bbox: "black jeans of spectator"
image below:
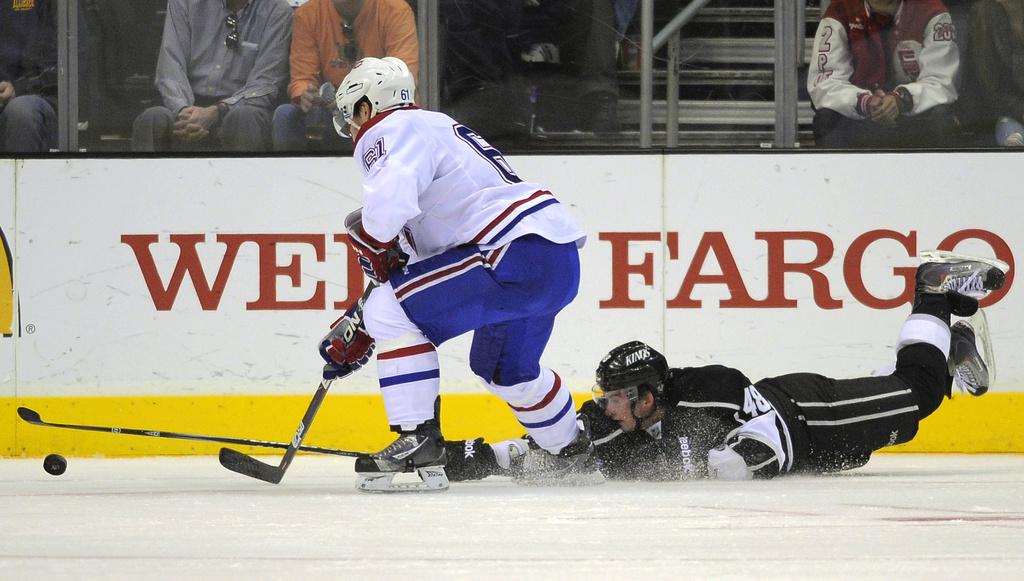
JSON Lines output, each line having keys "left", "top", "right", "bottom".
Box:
{"left": 812, "top": 105, "right": 958, "bottom": 149}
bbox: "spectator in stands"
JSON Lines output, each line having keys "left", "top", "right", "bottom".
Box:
{"left": 613, "top": 0, "right": 638, "bottom": 37}
{"left": 439, "top": 0, "right": 619, "bottom": 139}
{"left": 0, "top": 0, "right": 57, "bottom": 153}
{"left": 131, "top": 0, "right": 292, "bottom": 152}
{"left": 808, "top": 0, "right": 960, "bottom": 148}
{"left": 273, "top": 0, "right": 418, "bottom": 152}
{"left": 519, "top": 0, "right": 620, "bottom": 133}
{"left": 966, "top": 0, "right": 1024, "bottom": 147}
{"left": 438, "top": 0, "right": 523, "bottom": 139}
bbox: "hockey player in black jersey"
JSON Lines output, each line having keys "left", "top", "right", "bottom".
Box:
{"left": 443, "top": 251, "right": 1008, "bottom": 482}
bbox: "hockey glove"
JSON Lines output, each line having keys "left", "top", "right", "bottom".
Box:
{"left": 708, "top": 433, "right": 783, "bottom": 480}
{"left": 318, "top": 307, "right": 375, "bottom": 380}
{"left": 444, "top": 438, "right": 529, "bottom": 481}
{"left": 707, "top": 444, "right": 753, "bottom": 481}
{"left": 345, "top": 209, "right": 407, "bottom": 284}
{"left": 444, "top": 438, "right": 500, "bottom": 482}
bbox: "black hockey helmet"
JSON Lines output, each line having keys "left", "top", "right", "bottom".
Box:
{"left": 592, "top": 341, "right": 668, "bottom": 408}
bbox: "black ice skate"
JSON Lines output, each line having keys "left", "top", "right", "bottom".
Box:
{"left": 355, "top": 421, "right": 449, "bottom": 493}
{"left": 948, "top": 321, "right": 991, "bottom": 396}
{"left": 916, "top": 251, "right": 1009, "bottom": 316}
{"left": 513, "top": 423, "right": 605, "bottom": 487}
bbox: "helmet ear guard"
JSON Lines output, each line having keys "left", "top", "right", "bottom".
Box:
{"left": 332, "top": 96, "right": 369, "bottom": 138}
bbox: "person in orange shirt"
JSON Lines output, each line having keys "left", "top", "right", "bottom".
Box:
{"left": 272, "top": 0, "right": 418, "bottom": 151}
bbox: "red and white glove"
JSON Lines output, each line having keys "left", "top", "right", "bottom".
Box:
{"left": 318, "top": 303, "right": 375, "bottom": 380}
{"left": 345, "top": 209, "right": 407, "bottom": 284}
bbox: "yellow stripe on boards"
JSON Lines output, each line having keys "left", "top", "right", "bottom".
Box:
{"left": 883, "top": 392, "right": 1024, "bottom": 453}
{"left": 3, "top": 392, "right": 1022, "bottom": 457}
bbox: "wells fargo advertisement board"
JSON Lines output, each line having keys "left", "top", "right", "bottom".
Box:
{"left": 2, "top": 154, "right": 1019, "bottom": 455}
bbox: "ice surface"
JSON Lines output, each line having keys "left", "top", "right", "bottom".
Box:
{"left": 2, "top": 454, "right": 1023, "bottom": 580}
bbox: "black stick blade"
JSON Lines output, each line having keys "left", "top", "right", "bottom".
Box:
{"left": 17, "top": 407, "right": 42, "bottom": 424}
{"left": 219, "top": 447, "right": 285, "bottom": 484}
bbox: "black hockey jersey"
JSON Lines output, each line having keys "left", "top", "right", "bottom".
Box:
{"left": 446, "top": 357, "right": 929, "bottom": 482}
{"left": 583, "top": 364, "right": 796, "bottom": 480}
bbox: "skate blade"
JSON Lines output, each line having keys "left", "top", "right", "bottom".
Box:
{"left": 918, "top": 250, "right": 1010, "bottom": 273}
{"left": 356, "top": 467, "right": 450, "bottom": 493}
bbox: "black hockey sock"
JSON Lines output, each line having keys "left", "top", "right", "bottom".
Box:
{"left": 911, "top": 292, "right": 951, "bottom": 326}
{"left": 895, "top": 343, "right": 950, "bottom": 417}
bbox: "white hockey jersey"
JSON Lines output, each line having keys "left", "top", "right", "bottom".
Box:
{"left": 352, "top": 107, "right": 586, "bottom": 263}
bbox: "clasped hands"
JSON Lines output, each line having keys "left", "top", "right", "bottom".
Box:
{"left": 866, "top": 89, "right": 901, "bottom": 125}
{"left": 173, "top": 105, "right": 220, "bottom": 143}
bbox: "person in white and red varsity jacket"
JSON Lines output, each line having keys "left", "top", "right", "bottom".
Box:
{"left": 807, "top": 0, "right": 960, "bottom": 148}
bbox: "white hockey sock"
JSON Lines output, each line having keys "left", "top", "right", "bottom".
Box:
{"left": 897, "top": 313, "right": 951, "bottom": 359}
{"left": 485, "top": 368, "right": 579, "bottom": 454}
{"left": 377, "top": 333, "right": 440, "bottom": 426}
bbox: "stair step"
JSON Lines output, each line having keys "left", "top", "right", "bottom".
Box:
{"left": 692, "top": 6, "right": 821, "bottom": 24}
{"left": 529, "top": 129, "right": 815, "bottom": 148}
{"left": 619, "top": 69, "right": 774, "bottom": 86}
{"left": 679, "top": 37, "right": 815, "bottom": 64}
{"left": 618, "top": 99, "right": 814, "bottom": 126}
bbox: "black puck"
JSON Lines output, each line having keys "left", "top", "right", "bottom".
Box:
{"left": 43, "top": 453, "right": 67, "bottom": 476}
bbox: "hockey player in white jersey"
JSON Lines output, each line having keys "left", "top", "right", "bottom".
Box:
{"left": 319, "top": 56, "right": 596, "bottom": 492}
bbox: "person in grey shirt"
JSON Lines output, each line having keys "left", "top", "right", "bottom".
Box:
{"left": 132, "top": 0, "right": 292, "bottom": 152}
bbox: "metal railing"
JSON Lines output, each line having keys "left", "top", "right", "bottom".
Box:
{"left": 417, "top": 0, "right": 441, "bottom": 112}
{"left": 57, "top": 0, "right": 81, "bottom": 152}
{"left": 638, "top": 0, "right": 804, "bottom": 149}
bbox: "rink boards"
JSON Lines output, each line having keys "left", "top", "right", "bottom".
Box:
{"left": 1, "top": 154, "right": 1021, "bottom": 456}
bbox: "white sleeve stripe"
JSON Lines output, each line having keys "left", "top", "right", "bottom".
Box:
{"left": 676, "top": 401, "right": 741, "bottom": 411}
{"left": 746, "top": 455, "right": 778, "bottom": 472}
{"left": 728, "top": 411, "right": 789, "bottom": 472}
{"left": 804, "top": 405, "right": 920, "bottom": 426}
{"left": 735, "top": 432, "right": 783, "bottom": 472}
{"left": 776, "top": 414, "right": 794, "bottom": 472}
{"left": 592, "top": 429, "right": 623, "bottom": 446}
{"left": 796, "top": 389, "right": 912, "bottom": 408}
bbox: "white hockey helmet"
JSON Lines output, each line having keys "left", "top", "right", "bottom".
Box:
{"left": 333, "top": 56, "right": 416, "bottom": 137}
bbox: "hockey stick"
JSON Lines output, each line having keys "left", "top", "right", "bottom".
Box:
{"left": 219, "top": 281, "right": 378, "bottom": 484}
{"left": 16, "top": 406, "right": 363, "bottom": 457}
{"left": 218, "top": 379, "right": 335, "bottom": 483}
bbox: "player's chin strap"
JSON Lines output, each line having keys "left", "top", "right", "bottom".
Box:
{"left": 629, "top": 385, "right": 661, "bottom": 430}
